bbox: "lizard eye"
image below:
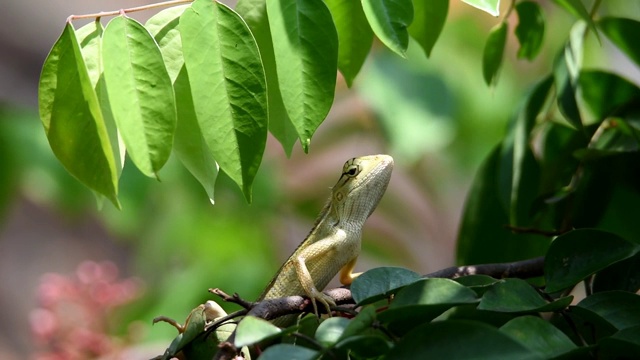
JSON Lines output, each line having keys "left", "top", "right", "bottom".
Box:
{"left": 344, "top": 164, "right": 360, "bottom": 177}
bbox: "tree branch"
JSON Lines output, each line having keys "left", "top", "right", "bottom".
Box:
{"left": 66, "top": 0, "right": 192, "bottom": 22}
{"left": 210, "top": 256, "right": 546, "bottom": 360}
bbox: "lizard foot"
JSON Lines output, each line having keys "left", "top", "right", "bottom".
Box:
{"left": 308, "top": 288, "right": 336, "bottom": 319}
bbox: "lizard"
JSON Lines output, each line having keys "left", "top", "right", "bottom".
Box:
{"left": 257, "top": 154, "right": 394, "bottom": 326}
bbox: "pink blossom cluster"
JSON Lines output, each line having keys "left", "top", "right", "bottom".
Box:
{"left": 30, "top": 261, "right": 143, "bottom": 360}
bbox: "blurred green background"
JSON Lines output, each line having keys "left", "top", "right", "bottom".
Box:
{"left": 1, "top": 0, "right": 638, "bottom": 358}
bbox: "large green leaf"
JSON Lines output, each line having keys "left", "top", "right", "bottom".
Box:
{"left": 75, "top": 21, "right": 124, "bottom": 177}
{"left": 500, "top": 316, "right": 577, "bottom": 359}
{"left": 180, "top": 0, "right": 268, "bottom": 201}
{"left": 580, "top": 70, "right": 640, "bottom": 121}
{"left": 514, "top": 1, "right": 545, "bottom": 60}
{"left": 598, "top": 325, "right": 640, "bottom": 359}
{"left": 482, "top": 21, "right": 508, "bottom": 86}
{"left": 236, "top": 0, "right": 298, "bottom": 155}
{"left": 266, "top": 0, "right": 338, "bottom": 151}
{"left": 576, "top": 291, "right": 640, "bottom": 331}
{"left": 362, "top": 0, "right": 414, "bottom": 58}
{"left": 38, "top": 23, "right": 119, "bottom": 207}
{"left": 351, "top": 267, "right": 421, "bottom": 306}
{"left": 593, "top": 252, "right": 640, "bottom": 294}
{"left": 102, "top": 15, "right": 176, "bottom": 179}
{"left": 457, "top": 145, "right": 549, "bottom": 264}
{"left": 545, "top": 229, "right": 640, "bottom": 293}
{"left": 408, "top": 0, "right": 448, "bottom": 58}
{"left": 386, "top": 320, "right": 541, "bottom": 359}
{"left": 146, "top": 6, "right": 219, "bottom": 202}
{"left": 478, "top": 278, "right": 572, "bottom": 313}
{"left": 599, "top": 17, "right": 640, "bottom": 69}
{"left": 234, "top": 316, "right": 282, "bottom": 347}
{"left": 325, "top": 0, "right": 373, "bottom": 86}
{"left": 258, "top": 343, "right": 318, "bottom": 360}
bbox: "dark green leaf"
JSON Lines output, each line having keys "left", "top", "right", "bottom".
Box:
{"left": 500, "top": 316, "right": 577, "bottom": 359}
{"left": 580, "top": 70, "right": 640, "bottom": 121}
{"left": 599, "top": 17, "right": 640, "bottom": 69}
{"left": 545, "top": 229, "right": 640, "bottom": 293}
{"left": 266, "top": 0, "right": 338, "bottom": 152}
{"left": 598, "top": 325, "right": 640, "bottom": 359}
{"left": 515, "top": 1, "right": 545, "bottom": 60}
{"left": 351, "top": 267, "right": 421, "bottom": 306}
{"left": 38, "top": 24, "right": 119, "bottom": 207}
{"left": 234, "top": 316, "right": 282, "bottom": 347}
{"left": 461, "top": 0, "right": 500, "bottom": 16}
{"left": 180, "top": 0, "right": 268, "bottom": 201}
{"left": 259, "top": 343, "right": 318, "bottom": 360}
{"left": 593, "top": 252, "right": 640, "bottom": 293}
{"left": 315, "top": 317, "right": 349, "bottom": 346}
{"left": 479, "top": 278, "right": 572, "bottom": 313}
{"left": 554, "top": 51, "right": 582, "bottom": 129}
{"left": 335, "top": 335, "right": 391, "bottom": 358}
{"left": 408, "top": 0, "right": 448, "bottom": 58}
{"left": 339, "top": 305, "right": 376, "bottom": 340}
{"left": 325, "top": 0, "right": 373, "bottom": 87}
{"left": 102, "top": 15, "right": 176, "bottom": 179}
{"left": 577, "top": 291, "right": 640, "bottom": 331}
{"left": 454, "top": 275, "right": 500, "bottom": 296}
{"left": 386, "top": 320, "right": 541, "bottom": 359}
{"left": 362, "top": 0, "right": 414, "bottom": 58}
{"left": 457, "top": 145, "right": 549, "bottom": 264}
{"left": 552, "top": 0, "right": 599, "bottom": 40}
{"left": 378, "top": 278, "right": 478, "bottom": 333}
{"left": 482, "top": 21, "right": 508, "bottom": 86}
{"left": 236, "top": 0, "right": 298, "bottom": 155}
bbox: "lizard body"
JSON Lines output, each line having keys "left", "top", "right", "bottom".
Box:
{"left": 258, "top": 155, "right": 393, "bottom": 326}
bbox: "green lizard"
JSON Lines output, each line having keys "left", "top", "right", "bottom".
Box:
{"left": 258, "top": 154, "right": 394, "bottom": 326}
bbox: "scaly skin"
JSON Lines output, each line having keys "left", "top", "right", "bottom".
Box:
{"left": 258, "top": 155, "right": 394, "bottom": 326}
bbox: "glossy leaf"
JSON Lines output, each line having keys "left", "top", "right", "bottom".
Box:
{"left": 408, "top": 0, "right": 448, "bottom": 58}
{"left": 324, "top": 0, "right": 373, "bottom": 87}
{"left": 235, "top": 316, "right": 282, "bottom": 347}
{"left": 479, "top": 278, "right": 572, "bottom": 313}
{"left": 315, "top": 317, "right": 349, "bottom": 346}
{"left": 38, "top": 23, "right": 119, "bottom": 207}
{"left": 580, "top": 70, "right": 640, "bottom": 121}
{"left": 75, "top": 21, "right": 124, "bottom": 177}
{"left": 102, "top": 15, "right": 176, "bottom": 179}
{"left": 351, "top": 267, "right": 421, "bottom": 306}
{"left": 554, "top": 46, "right": 582, "bottom": 129}
{"left": 172, "top": 67, "right": 219, "bottom": 202}
{"left": 267, "top": 0, "right": 338, "bottom": 151}
{"left": 236, "top": 0, "right": 298, "bottom": 155}
{"left": 576, "top": 291, "right": 640, "bottom": 330}
{"left": 599, "top": 17, "right": 640, "bottom": 69}
{"left": 457, "top": 145, "right": 549, "bottom": 264}
{"left": 545, "top": 229, "right": 640, "bottom": 293}
{"left": 387, "top": 320, "right": 541, "bottom": 359}
{"left": 515, "top": 1, "right": 545, "bottom": 60}
{"left": 378, "top": 278, "right": 478, "bottom": 331}
{"left": 500, "top": 316, "right": 577, "bottom": 359}
{"left": 598, "top": 325, "right": 640, "bottom": 359}
{"left": 362, "top": 0, "right": 414, "bottom": 58}
{"left": 258, "top": 343, "right": 318, "bottom": 360}
{"left": 454, "top": 275, "right": 500, "bottom": 296}
{"left": 482, "top": 21, "right": 507, "bottom": 86}
{"left": 593, "top": 252, "right": 640, "bottom": 293}
{"left": 461, "top": 0, "right": 500, "bottom": 17}
{"left": 180, "top": 0, "right": 268, "bottom": 201}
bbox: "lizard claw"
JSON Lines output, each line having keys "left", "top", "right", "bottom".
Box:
{"left": 308, "top": 289, "right": 336, "bottom": 318}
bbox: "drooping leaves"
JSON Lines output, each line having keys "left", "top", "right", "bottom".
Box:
{"left": 180, "top": 0, "right": 268, "bottom": 201}
{"left": 461, "top": 0, "right": 500, "bottom": 17}
{"left": 408, "top": 0, "right": 448, "bottom": 58}
{"left": 102, "top": 15, "right": 176, "bottom": 179}
{"left": 362, "top": 0, "right": 414, "bottom": 58}
{"left": 599, "top": 17, "right": 640, "bottom": 69}
{"left": 515, "top": 1, "right": 545, "bottom": 60}
{"left": 39, "top": 23, "right": 120, "bottom": 207}
{"left": 266, "top": 0, "right": 338, "bottom": 152}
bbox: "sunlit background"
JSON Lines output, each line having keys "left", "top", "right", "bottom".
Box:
{"left": 1, "top": 0, "right": 638, "bottom": 358}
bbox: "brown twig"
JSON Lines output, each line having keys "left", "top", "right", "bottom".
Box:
{"left": 66, "top": 0, "right": 192, "bottom": 22}
{"left": 425, "top": 256, "right": 545, "bottom": 279}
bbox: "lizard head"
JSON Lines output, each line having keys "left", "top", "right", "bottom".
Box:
{"left": 331, "top": 154, "right": 394, "bottom": 226}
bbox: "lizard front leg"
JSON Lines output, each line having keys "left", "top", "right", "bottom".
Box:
{"left": 293, "top": 254, "right": 337, "bottom": 318}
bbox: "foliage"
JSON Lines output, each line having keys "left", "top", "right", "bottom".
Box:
{"left": 35, "top": 0, "right": 640, "bottom": 359}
